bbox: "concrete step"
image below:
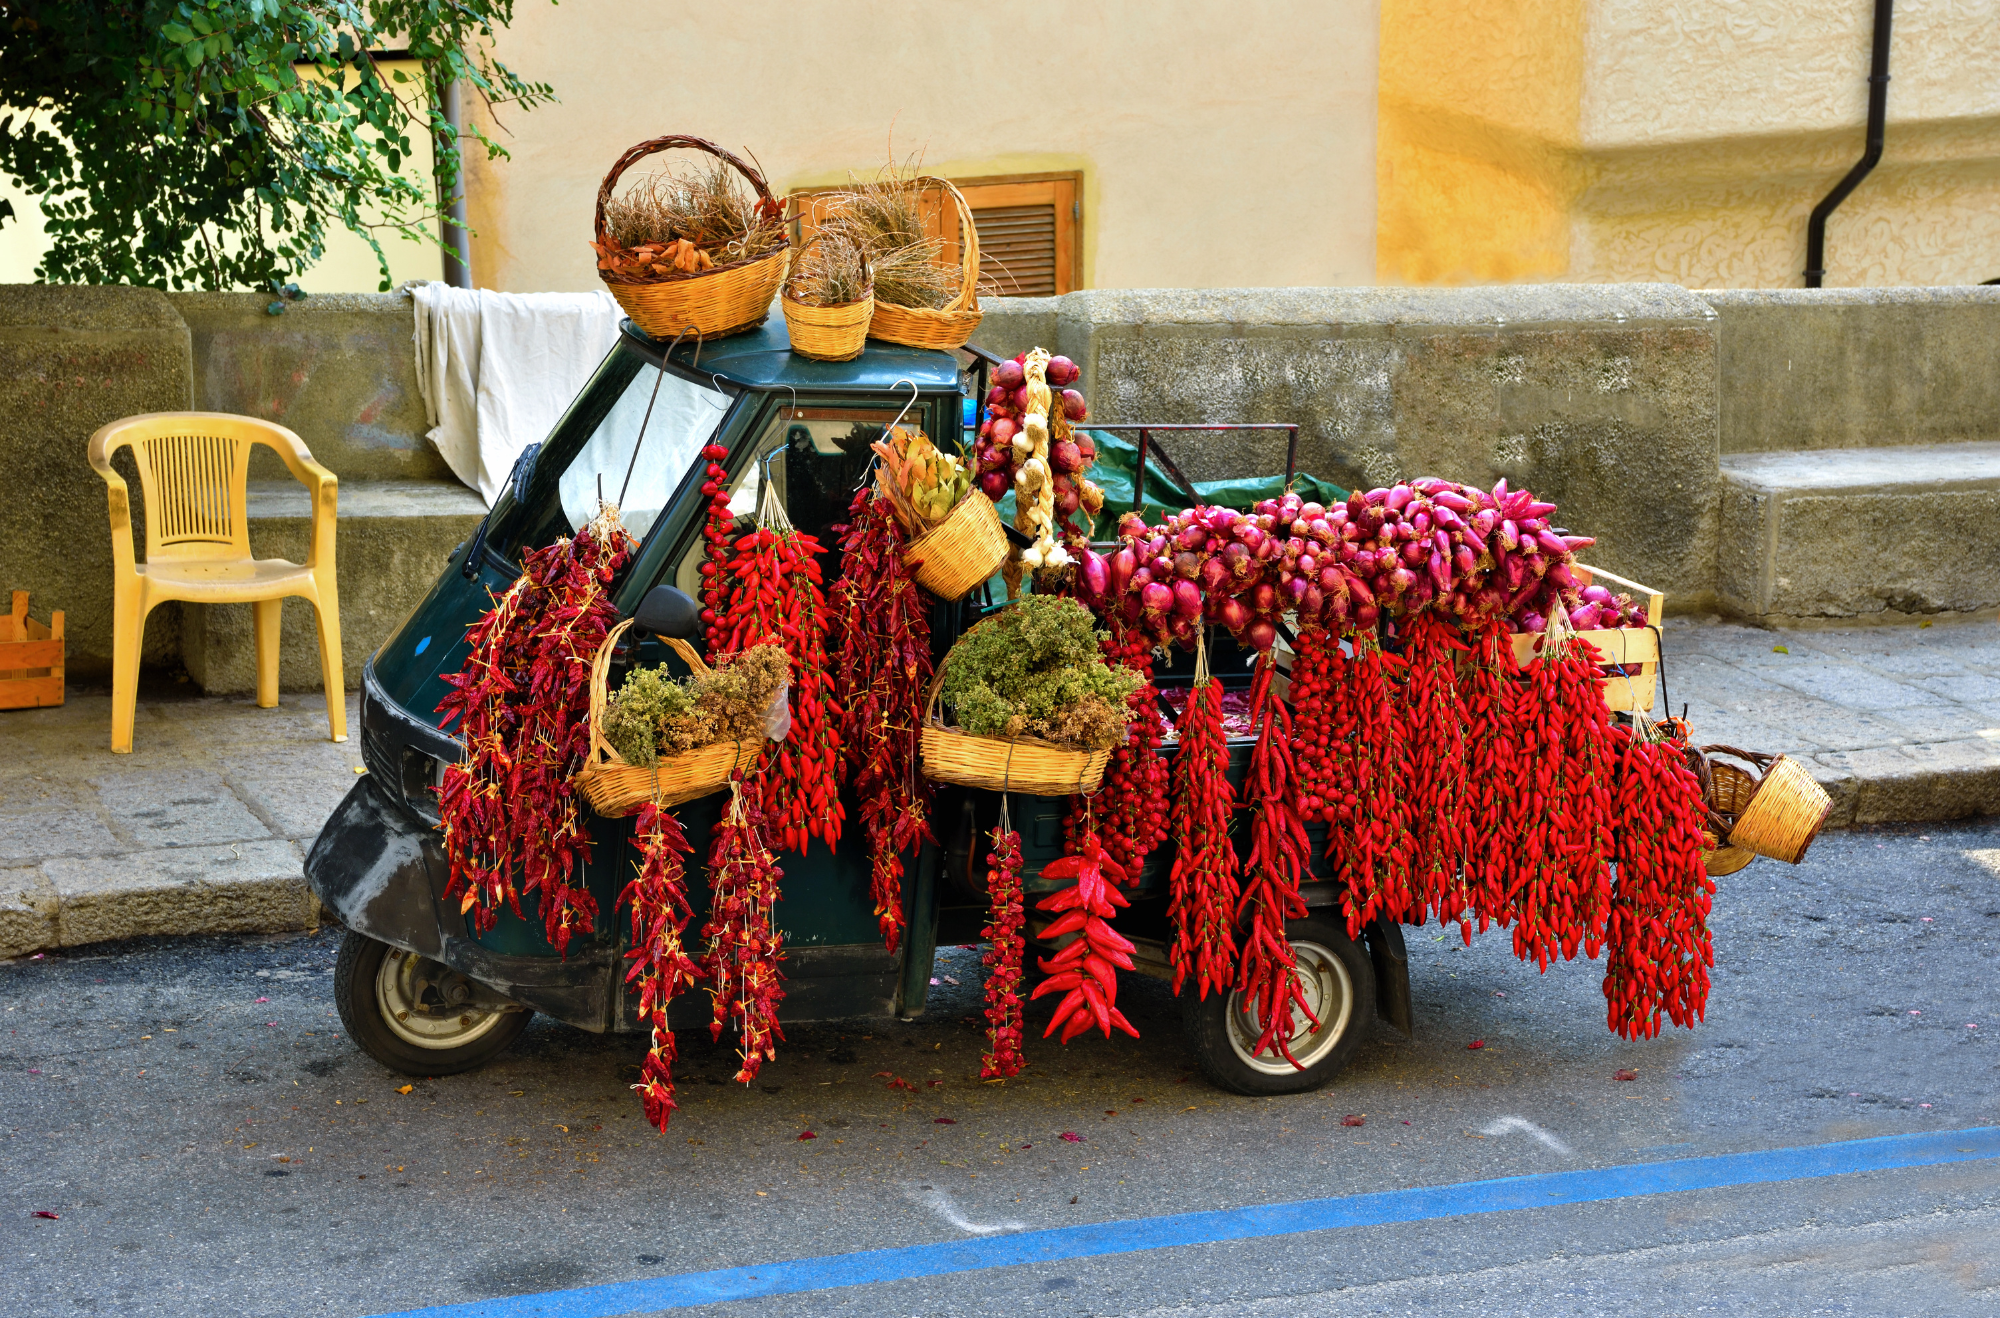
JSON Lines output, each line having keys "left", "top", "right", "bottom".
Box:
{"left": 180, "top": 479, "right": 486, "bottom": 695}
{"left": 1717, "top": 441, "right": 2000, "bottom": 622}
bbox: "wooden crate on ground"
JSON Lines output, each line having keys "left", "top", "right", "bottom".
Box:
{"left": 1510, "top": 563, "right": 1664, "bottom": 713}
{"left": 0, "top": 591, "right": 64, "bottom": 709}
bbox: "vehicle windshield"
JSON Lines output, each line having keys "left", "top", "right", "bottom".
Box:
{"left": 485, "top": 343, "right": 731, "bottom": 563}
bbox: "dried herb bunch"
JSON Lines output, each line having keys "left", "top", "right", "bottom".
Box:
{"left": 938, "top": 595, "right": 1143, "bottom": 750}
{"left": 600, "top": 156, "right": 786, "bottom": 275}
{"left": 785, "top": 230, "right": 870, "bottom": 308}
{"left": 820, "top": 160, "right": 957, "bottom": 311}
{"left": 602, "top": 643, "right": 790, "bottom": 767}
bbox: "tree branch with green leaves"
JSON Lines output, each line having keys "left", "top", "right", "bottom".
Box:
{"left": 0, "top": 0, "right": 554, "bottom": 291}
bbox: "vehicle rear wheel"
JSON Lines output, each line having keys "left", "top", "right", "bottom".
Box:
{"left": 333, "top": 930, "right": 530, "bottom": 1076}
{"left": 1181, "top": 916, "right": 1375, "bottom": 1096}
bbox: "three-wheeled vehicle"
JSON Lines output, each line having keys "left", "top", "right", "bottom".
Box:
{"left": 308, "top": 317, "right": 1412, "bottom": 1097}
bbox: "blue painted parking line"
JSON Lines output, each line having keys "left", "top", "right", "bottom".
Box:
{"left": 376, "top": 1125, "right": 2000, "bottom": 1318}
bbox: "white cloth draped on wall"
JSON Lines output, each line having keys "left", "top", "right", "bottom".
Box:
{"left": 410, "top": 283, "right": 625, "bottom": 505}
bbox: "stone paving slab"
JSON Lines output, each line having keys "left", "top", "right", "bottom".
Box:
{"left": 1656, "top": 615, "right": 2000, "bottom": 829}
{"left": 0, "top": 685, "right": 359, "bottom": 957}
{"left": 1, "top": 617, "right": 1997, "bottom": 959}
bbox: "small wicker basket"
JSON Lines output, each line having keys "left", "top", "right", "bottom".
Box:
{"left": 593, "top": 135, "right": 790, "bottom": 342}
{"left": 783, "top": 289, "right": 874, "bottom": 361}
{"left": 867, "top": 176, "right": 984, "bottom": 351}
{"left": 1707, "top": 746, "right": 1833, "bottom": 865}
{"left": 903, "top": 490, "right": 1008, "bottom": 601}
{"left": 918, "top": 661, "right": 1108, "bottom": 797}
{"left": 573, "top": 620, "right": 761, "bottom": 818}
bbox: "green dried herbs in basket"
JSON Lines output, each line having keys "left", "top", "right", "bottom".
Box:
{"left": 602, "top": 643, "right": 789, "bottom": 767}
{"left": 938, "top": 596, "right": 1142, "bottom": 751}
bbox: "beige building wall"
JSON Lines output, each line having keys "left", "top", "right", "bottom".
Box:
{"left": 460, "top": 0, "right": 1382, "bottom": 294}
{"left": 1379, "top": 0, "right": 2000, "bottom": 287}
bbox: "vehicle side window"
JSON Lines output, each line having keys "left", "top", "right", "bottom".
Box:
{"left": 669, "top": 399, "right": 943, "bottom": 602}
{"left": 486, "top": 345, "right": 731, "bottom": 563}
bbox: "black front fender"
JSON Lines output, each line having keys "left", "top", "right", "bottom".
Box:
{"left": 306, "top": 774, "right": 447, "bottom": 960}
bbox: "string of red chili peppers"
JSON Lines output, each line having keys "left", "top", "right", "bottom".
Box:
{"left": 1605, "top": 720, "right": 1714, "bottom": 1039}
{"left": 437, "top": 510, "right": 635, "bottom": 953}
{"left": 1165, "top": 634, "right": 1240, "bottom": 999}
{"left": 1235, "top": 649, "right": 1315, "bottom": 1064}
{"left": 1508, "top": 628, "right": 1618, "bottom": 970}
{"left": 1288, "top": 626, "right": 1341, "bottom": 829}
{"left": 1395, "top": 612, "right": 1472, "bottom": 935}
{"left": 828, "top": 485, "right": 934, "bottom": 951}
{"left": 701, "top": 780, "right": 786, "bottom": 1082}
{"left": 717, "top": 489, "right": 844, "bottom": 854}
{"left": 1324, "top": 630, "right": 1417, "bottom": 937}
{"left": 1031, "top": 832, "right": 1140, "bottom": 1042}
{"left": 979, "top": 804, "right": 1027, "bottom": 1078}
{"left": 1095, "top": 620, "right": 1170, "bottom": 886}
{"left": 1458, "top": 618, "right": 1526, "bottom": 936}
{"left": 619, "top": 801, "right": 700, "bottom": 1131}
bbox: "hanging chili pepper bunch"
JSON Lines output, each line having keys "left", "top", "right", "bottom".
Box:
{"left": 1096, "top": 619, "right": 1169, "bottom": 885}
{"left": 1605, "top": 720, "right": 1714, "bottom": 1039}
{"left": 828, "top": 485, "right": 934, "bottom": 950}
{"left": 980, "top": 811, "right": 1028, "bottom": 1079}
{"left": 1235, "top": 649, "right": 1315, "bottom": 1063}
{"left": 1507, "top": 625, "right": 1618, "bottom": 970}
{"left": 437, "top": 508, "right": 636, "bottom": 953}
{"left": 1166, "top": 635, "right": 1241, "bottom": 999}
{"left": 697, "top": 443, "right": 735, "bottom": 651}
{"left": 619, "top": 802, "right": 700, "bottom": 1131}
{"left": 710, "top": 476, "right": 843, "bottom": 853}
{"left": 1321, "top": 632, "right": 1417, "bottom": 937}
{"left": 1395, "top": 612, "right": 1472, "bottom": 934}
{"left": 1458, "top": 618, "right": 1527, "bottom": 935}
{"left": 701, "top": 781, "right": 786, "bottom": 1082}
{"left": 1031, "top": 835, "right": 1139, "bottom": 1042}
{"left": 1287, "top": 626, "right": 1340, "bottom": 827}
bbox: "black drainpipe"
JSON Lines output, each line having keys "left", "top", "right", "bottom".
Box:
{"left": 1805, "top": 0, "right": 1893, "bottom": 287}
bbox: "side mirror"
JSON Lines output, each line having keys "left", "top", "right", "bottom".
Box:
{"left": 634, "top": 584, "right": 703, "bottom": 640}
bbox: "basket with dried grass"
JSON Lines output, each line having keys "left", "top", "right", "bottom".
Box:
{"left": 592, "top": 136, "right": 790, "bottom": 341}
{"left": 781, "top": 231, "right": 874, "bottom": 362}
{"left": 820, "top": 166, "right": 982, "bottom": 351}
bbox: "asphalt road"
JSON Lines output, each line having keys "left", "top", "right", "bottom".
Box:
{"left": 4, "top": 820, "right": 1998, "bottom": 1317}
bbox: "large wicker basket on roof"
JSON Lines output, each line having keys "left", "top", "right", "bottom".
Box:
{"left": 866, "top": 176, "right": 984, "bottom": 351}
{"left": 592, "top": 135, "right": 790, "bottom": 342}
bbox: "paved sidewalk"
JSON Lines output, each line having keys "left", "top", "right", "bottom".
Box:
{"left": 0, "top": 683, "right": 359, "bottom": 958}
{"left": 1, "top": 615, "right": 1996, "bottom": 959}
{"left": 1656, "top": 615, "right": 2000, "bottom": 828}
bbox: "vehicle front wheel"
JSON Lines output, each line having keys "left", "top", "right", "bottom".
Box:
{"left": 333, "top": 930, "right": 531, "bottom": 1076}
{"left": 1181, "top": 916, "right": 1376, "bottom": 1096}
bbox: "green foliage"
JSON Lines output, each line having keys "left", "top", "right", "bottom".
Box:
{"left": 0, "top": 1, "right": 554, "bottom": 291}
{"left": 938, "top": 595, "right": 1142, "bottom": 750}
{"left": 603, "top": 643, "right": 790, "bottom": 767}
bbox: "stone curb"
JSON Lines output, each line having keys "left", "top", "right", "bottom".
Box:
{"left": 1805, "top": 738, "right": 2000, "bottom": 830}
{"left": 1, "top": 843, "right": 319, "bottom": 960}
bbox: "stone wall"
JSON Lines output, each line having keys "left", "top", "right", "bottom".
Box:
{"left": 1700, "top": 287, "right": 2000, "bottom": 453}
{"left": 0, "top": 284, "right": 467, "bottom": 685}
{"left": 975, "top": 285, "right": 1723, "bottom": 609}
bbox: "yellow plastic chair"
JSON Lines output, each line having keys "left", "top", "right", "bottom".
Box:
{"left": 88, "top": 412, "right": 346, "bottom": 753}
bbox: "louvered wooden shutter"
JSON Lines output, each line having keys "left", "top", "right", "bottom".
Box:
{"left": 973, "top": 203, "right": 1059, "bottom": 296}
{"left": 958, "top": 176, "right": 1081, "bottom": 296}
{"left": 789, "top": 173, "right": 1081, "bottom": 298}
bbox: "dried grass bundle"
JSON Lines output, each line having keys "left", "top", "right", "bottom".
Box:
{"left": 602, "top": 156, "right": 786, "bottom": 270}
{"left": 820, "top": 161, "right": 958, "bottom": 311}
{"left": 785, "top": 231, "right": 870, "bottom": 308}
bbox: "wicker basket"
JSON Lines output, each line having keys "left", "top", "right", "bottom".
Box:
{"left": 918, "top": 660, "right": 1108, "bottom": 797}
{"left": 903, "top": 491, "right": 1008, "bottom": 601}
{"left": 593, "top": 135, "right": 790, "bottom": 342}
{"left": 573, "top": 620, "right": 761, "bottom": 817}
{"left": 783, "top": 290, "right": 874, "bottom": 361}
{"left": 1708, "top": 746, "right": 1833, "bottom": 865}
{"left": 867, "top": 176, "right": 984, "bottom": 350}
